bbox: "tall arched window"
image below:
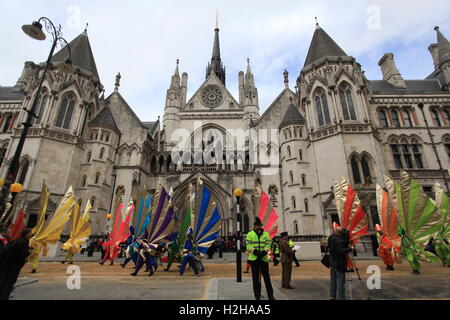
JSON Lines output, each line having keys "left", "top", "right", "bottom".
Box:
{"left": 82, "top": 175, "right": 87, "bottom": 187}
{"left": 17, "top": 159, "right": 30, "bottom": 185}
{"left": 95, "top": 172, "right": 101, "bottom": 184}
{"left": 287, "top": 146, "right": 291, "bottom": 158}
{"left": 99, "top": 148, "right": 105, "bottom": 159}
{"left": 402, "top": 109, "right": 413, "bottom": 127}
{"left": 361, "top": 156, "right": 372, "bottom": 183}
{"left": 339, "top": 83, "right": 357, "bottom": 120}
{"left": 304, "top": 199, "right": 309, "bottom": 213}
{"left": 55, "top": 92, "right": 76, "bottom": 129}
{"left": 33, "top": 89, "right": 48, "bottom": 125}
{"left": 379, "top": 110, "right": 389, "bottom": 128}
{"left": 291, "top": 196, "right": 296, "bottom": 209}
{"left": 391, "top": 110, "right": 401, "bottom": 128}
{"left": 351, "top": 156, "right": 362, "bottom": 184}
{"left": 294, "top": 220, "right": 299, "bottom": 235}
{"left": 87, "top": 152, "right": 92, "bottom": 163}
{"left": 390, "top": 139, "right": 403, "bottom": 169}
{"left": 430, "top": 109, "right": 442, "bottom": 127}
{"left": 289, "top": 171, "right": 294, "bottom": 184}
{"left": 411, "top": 138, "right": 424, "bottom": 169}
{"left": 301, "top": 174, "right": 306, "bottom": 186}
{"left": 314, "top": 88, "right": 331, "bottom": 126}
{"left": 2, "top": 115, "right": 13, "bottom": 133}
{"left": 299, "top": 149, "right": 303, "bottom": 161}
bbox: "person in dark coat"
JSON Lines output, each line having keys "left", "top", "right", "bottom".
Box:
{"left": 0, "top": 229, "right": 32, "bottom": 300}
{"left": 0, "top": 226, "right": 11, "bottom": 297}
{"left": 327, "top": 227, "right": 352, "bottom": 300}
{"left": 279, "top": 232, "right": 294, "bottom": 289}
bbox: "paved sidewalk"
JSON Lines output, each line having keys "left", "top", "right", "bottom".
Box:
{"left": 207, "top": 278, "right": 288, "bottom": 300}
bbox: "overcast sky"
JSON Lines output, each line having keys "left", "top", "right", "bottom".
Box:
{"left": 1, "top": 0, "right": 450, "bottom": 122}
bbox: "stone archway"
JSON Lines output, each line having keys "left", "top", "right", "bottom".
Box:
{"left": 172, "top": 172, "right": 230, "bottom": 235}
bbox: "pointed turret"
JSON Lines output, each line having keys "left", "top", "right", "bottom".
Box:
{"left": 164, "top": 60, "right": 182, "bottom": 144}
{"left": 51, "top": 30, "right": 100, "bottom": 82}
{"left": 206, "top": 17, "right": 226, "bottom": 85}
{"left": 303, "top": 23, "right": 348, "bottom": 67}
{"left": 242, "top": 59, "right": 259, "bottom": 123}
{"left": 170, "top": 59, "right": 181, "bottom": 89}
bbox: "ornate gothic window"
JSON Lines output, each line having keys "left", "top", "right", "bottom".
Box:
{"left": 201, "top": 85, "right": 224, "bottom": 108}
{"left": 339, "top": 83, "right": 357, "bottom": 120}
{"left": 55, "top": 92, "right": 76, "bottom": 129}
{"left": 390, "top": 137, "right": 424, "bottom": 169}
{"left": 33, "top": 88, "right": 48, "bottom": 125}
{"left": 314, "top": 88, "right": 331, "bottom": 127}
{"left": 379, "top": 109, "right": 389, "bottom": 128}
{"left": 361, "top": 156, "right": 372, "bottom": 183}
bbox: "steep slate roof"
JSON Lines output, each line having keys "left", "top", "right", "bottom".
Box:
{"left": 143, "top": 121, "right": 157, "bottom": 132}
{"left": 51, "top": 31, "right": 100, "bottom": 81}
{"left": 0, "top": 86, "right": 24, "bottom": 101}
{"left": 280, "top": 103, "right": 305, "bottom": 126}
{"left": 370, "top": 80, "right": 443, "bottom": 94}
{"left": 304, "top": 25, "right": 348, "bottom": 67}
{"left": 88, "top": 106, "right": 120, "bottom": 134}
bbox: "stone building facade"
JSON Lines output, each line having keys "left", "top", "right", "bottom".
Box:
{"left": 0, "top": 23, "right": 449, "bottom": 236}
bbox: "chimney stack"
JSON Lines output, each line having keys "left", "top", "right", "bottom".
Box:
{"left": 378, "top": 53, "right": 407, "bottom": 89}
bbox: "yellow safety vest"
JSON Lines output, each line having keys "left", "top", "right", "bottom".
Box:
{"left": 246, "top": 229, "right": 271, "bottom": 262}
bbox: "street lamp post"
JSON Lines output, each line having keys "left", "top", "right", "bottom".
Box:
{"left": 233, "top": 188, "right": 244, "bottom": 283}
{"left": 0, "top": 18, "right": 73, "bottom": 223}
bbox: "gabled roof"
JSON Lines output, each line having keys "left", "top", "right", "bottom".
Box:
{"left": 105, "top": 91, "right": 148, "bottom": 129}
{"left": 304, "top": 25, "right": 348, "bottom": 67}
{"left": 280, "top": 103, "right": 305, "bottom": 127}
{"left": 52, "top": 31, "right": 100, "bottom": 81}
{"left": 88, "top": 106, "right": 120, "bottom": 134}
{"left": 252, "top": 88, "right": 295, "bottom": 127}
{"left": 0, "top": 86, "right": 24, "bottom": 101}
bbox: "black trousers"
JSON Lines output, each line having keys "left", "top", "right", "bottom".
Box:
{"left": 292, "top": 253, "right": 300, "bottom": 267}
{"left": 250, "top": 259, "right": 274, "bottom": 300}
{"left": 0, "top": 266, "right": 21, "bottom": 300}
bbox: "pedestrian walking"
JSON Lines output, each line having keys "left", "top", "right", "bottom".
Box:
{"left": 0, "top": 229, "right": 32, "bottom": 300}
{"left": 279, "top": 232, "right": 295, "bottom": 289}
{"left": 328, "top": 226, "right": 352, "bottom": 300}
{"left": 246, "top": 217, "right": 275, "bottom": 300}
{"left": 271, "top": 238, "right": 280, "bottom": 266}
{"left": 289, "top": 238, "right": 300, "bottom": 267}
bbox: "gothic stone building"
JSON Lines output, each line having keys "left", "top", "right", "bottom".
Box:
{"left": 0, "top": 24, "right": 449, "bottom": 236}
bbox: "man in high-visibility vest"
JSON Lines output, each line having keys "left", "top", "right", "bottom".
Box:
{"left": 246, "top": 217, "right": 275, "bottom": 300}
{"left": 289, "top": 238, "right": 300, "bottom": 267}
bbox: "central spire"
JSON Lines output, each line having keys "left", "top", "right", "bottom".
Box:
{"left": 206, "top": 11, "right": 226, "bottom": 86}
